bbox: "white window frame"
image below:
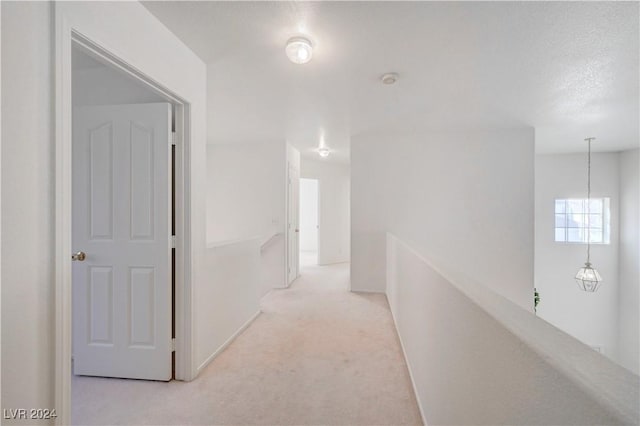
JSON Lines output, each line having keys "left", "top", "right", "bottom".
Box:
{"left": 554, "top": 198, "right": 611, "bottom": 244}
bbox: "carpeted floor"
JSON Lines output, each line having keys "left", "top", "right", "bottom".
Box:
{"left": 72, "top": 260, "right": 422, "bottom": 425}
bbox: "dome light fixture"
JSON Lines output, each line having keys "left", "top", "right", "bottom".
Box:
{"left": 317, "top": 147, "right": 330, "bottom": 158}
{"left": 286, "top": 36, "right": 313, "bottom": 64}
{"left": 381, "top": 72, "right": 399, "bottom": 85}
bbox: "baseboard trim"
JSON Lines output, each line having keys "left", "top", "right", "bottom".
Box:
{"left": 317, "top": 259, "right": 350, "bottom": 266}
{"left": 350, "top": 288, "right": 385, "bottom": 294}
{"left": 387, "top": 295, "right": 429, "bottom": 426}
{"left": 197, "top": 310, "right": 262, "bottom": 373}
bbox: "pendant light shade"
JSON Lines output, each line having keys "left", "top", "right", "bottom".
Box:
{"left": 575, "top": 137, "right": 603, "bottom": 292}
{"left": 575, "top": 262, "right": 603, "bottom": 292}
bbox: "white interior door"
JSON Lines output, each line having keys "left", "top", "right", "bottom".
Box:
{"left": 72, "top": 103, "right": 172, "bottom": 381}
{"left": 287, "top": 164, "right": 300, "bottom": 284}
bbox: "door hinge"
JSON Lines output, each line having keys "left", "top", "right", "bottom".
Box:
{"left": 171, "top": 131, "right": 177, "bottom": 146}
{"left": 170, "top": 235, "right": 176, "bottom": 248}
{"left": 171, "top": 338, "right": 176, "bottom": 352}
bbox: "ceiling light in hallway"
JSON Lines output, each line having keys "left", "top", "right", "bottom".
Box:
{"left": 381, "top": 72, "right": 399, "bottom": 85}
{"left": 286, "top": 36, "right": 313, "bottom": 64}
{"left": 317, "top": 147, "right": 330, "bottom": 158}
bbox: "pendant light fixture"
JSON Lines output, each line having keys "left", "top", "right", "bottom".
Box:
{"left": 574, "top": 137, "right": 603, "bottom": 292}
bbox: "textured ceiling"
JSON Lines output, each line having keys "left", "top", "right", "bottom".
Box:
{"left": 143, "top": 1, "right": 639, "bottom": 161}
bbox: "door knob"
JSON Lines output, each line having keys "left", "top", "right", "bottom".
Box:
{"left": 72, "top": 251, "right": 86, "bottom": 261}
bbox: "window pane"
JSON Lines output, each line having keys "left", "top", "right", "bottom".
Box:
{"left": 588, "top": 199, "right": 603, "bottom": 214}
{"left": 567, "top": 213, "right": 584, "bottom": 228}
{"left": 568, "top": 228, "right": 583, "bottom": 242}
{"left": 590, "top": 229, "right": 603, "bottom": 243}
{"left": 554, "top": 198, "right": 610, "bottom": 245}
{"left": 567, "top": 199, "right": 584, "bottom": 214}
{"left": 589, "top": 214, "right": 602, "bottom": 229}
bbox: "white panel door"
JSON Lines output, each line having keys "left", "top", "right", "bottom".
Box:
{"left": 288, "top": 164, "right": 300, "bottom": 284}
{"left": 72, "top": 103, "right": 172, "bottom": 381}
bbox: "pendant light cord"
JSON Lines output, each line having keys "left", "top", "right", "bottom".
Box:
{"left": 586, "top": 137, "right": 594, "bottom": 264}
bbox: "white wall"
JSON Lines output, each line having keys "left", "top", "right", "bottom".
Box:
{"left": 387, "top": 233, "right": 639, "bottom": 426}
{"left": 206, "top": 142, "right": 285, "bottom": 243}
{"left": 260, "top": 234, "right": 286, "bottom": 296}
{"left": 1, "top": 1, "right": 55, "bottom": 415}
{"left": 206, "top": 141, "right": 287, "bottom": 294}
{"left": 300, "top": 159, "right": 350, "bottom": 265}
{"left": 617, "top": 148, "right": 639, "bottom": 374}
{"left": 351, "top": 128, "right": 534, "bottom": 309}
{"left": 535, "top": 152, "right": 620, "bottom": 360}
{"left": 299, "top": 178, "right": 319, "bottom": 252}
{"left": 205, "top": 141, "right": 299, "bottom": 297}
{"left": 72, "top": 60, "right": 166, "bottom": 106}
{"left": 2, "top": 2, "right": 207, "bottom": 421}
{"left": 201, "top": 140, "right": 293, "bottom": 369}
{"left": 198, "top": 239, "right": 261, "bottom": 372}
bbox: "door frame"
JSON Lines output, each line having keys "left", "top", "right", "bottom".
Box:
{"left": 315, "top": 179, "right": 322, "bottom": 264}
{"left": 54, "top": 25, "right": 194, "bottom": 425}
{"left": 286, "top": 162, "right": 300, "bottom": 284}
{"left": 313, "top": 177, "right": 323, "bottom": 266}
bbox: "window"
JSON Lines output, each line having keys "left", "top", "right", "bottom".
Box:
{"left": 554, "top": 198, "right": 610, "bottom": 244}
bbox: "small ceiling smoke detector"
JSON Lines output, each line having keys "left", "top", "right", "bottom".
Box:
{"left": 286, "top": 36, "right": 313, "bottom": 64}
{"left": 381, "top": 72, "right": 399, "bottom": 85}
{"left": 317, "top": 147, "right": 330, "bottom": 158}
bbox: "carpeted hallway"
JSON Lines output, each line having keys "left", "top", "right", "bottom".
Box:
{"left": 72, "top": 260, "right": 422, "bottom": 425}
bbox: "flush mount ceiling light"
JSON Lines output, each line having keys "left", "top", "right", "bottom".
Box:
{"left": 575, "top": 137, "right": 603, "bottom": 292}
{"left": 286, "top": 36, "right": 313, "bottom": 64}
{"left": 317, "top": 147, "right": 330, "bottom": 158}
{"left": 381, "top": 72, "right": 399, "bottom": 85}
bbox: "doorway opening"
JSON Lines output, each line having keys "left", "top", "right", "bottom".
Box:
{"left": 297, "top": 159, "right": 351, "bottom": 271}
{"left": 299, "top": 178, "right": 319, "bottom": 268}
{"left": 68, "top": 40, "right": 186, "bottom": 423}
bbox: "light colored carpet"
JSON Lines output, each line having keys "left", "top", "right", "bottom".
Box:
{"left": 72, "top": 261, "right": 422, "bottom": 425}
